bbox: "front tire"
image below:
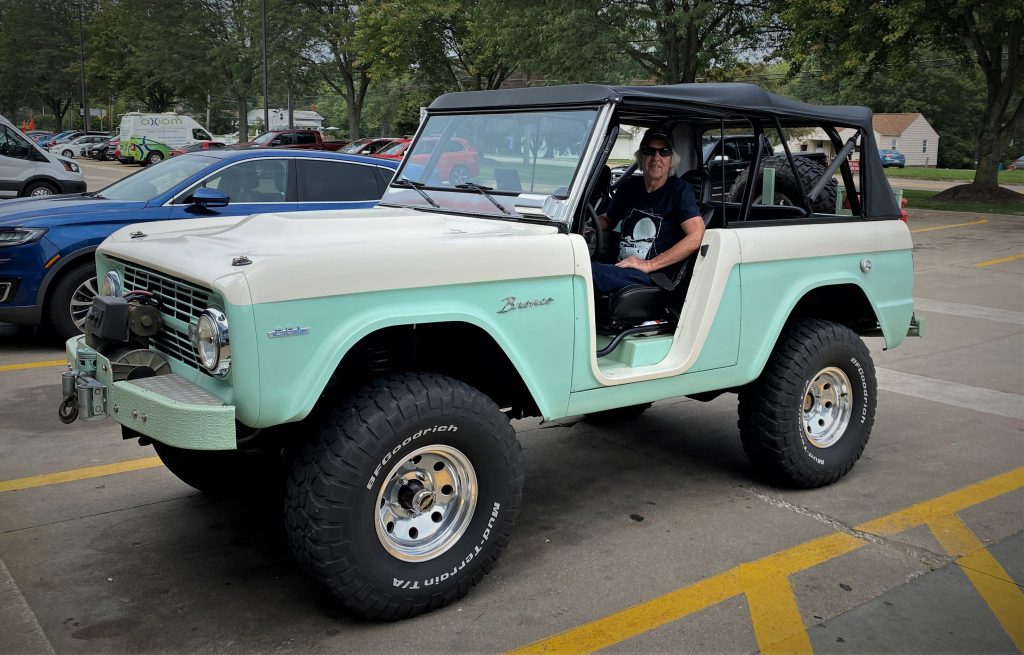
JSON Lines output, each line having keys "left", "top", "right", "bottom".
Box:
{"left": 738, "top": 318, "right": 876, "bottom": 488}
{"left": 45, "top": 261, "right": 96, "bottom": 341}
{"left": 285, "top": 373, "right": 523, "bottom": 620}
{"left": 23, "top": 181, "right": 59, "bottom": 197}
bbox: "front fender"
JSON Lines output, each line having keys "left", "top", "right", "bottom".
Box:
{"left": 250, "top": 277, "right": 577, "bottom": 426}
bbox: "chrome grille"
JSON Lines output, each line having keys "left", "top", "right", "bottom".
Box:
{"left": 116, "top": 259, "right": 213, "bottom": 372}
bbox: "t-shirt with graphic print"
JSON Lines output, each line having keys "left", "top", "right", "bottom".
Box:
{"left": 607, "top": 175, "right": 700, "bottom": 277}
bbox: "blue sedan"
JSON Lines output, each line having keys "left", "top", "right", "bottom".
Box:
{"left": 879, "top": 149, "right": 905, "bottom": 168}
{"left": 0, "top": 149, "right": 397, "bottom": 340}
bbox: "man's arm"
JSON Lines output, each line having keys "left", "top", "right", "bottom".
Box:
{"left": 615, "top": 215, "right": 705, "bottom": 273}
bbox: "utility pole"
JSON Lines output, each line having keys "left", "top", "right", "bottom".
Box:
{"left": 262, "top": 0, "right": 269, "bottom": 133}
{"left": 78, "top": 1, "right": 89, "bottom": 131}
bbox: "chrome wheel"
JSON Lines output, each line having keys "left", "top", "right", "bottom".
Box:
{"left": 374, "top": 444, "right": 477, "bottom": 562}
{"left": 802, "top": 366, "right": 852, "bottom": 448}
{"left": 29, "top": 185, "right": 54, "bottom": 196}
{"left": 449, "top": 165, "right": 470, "bottom": 185}
{"left": 70, "top": 275, "right": 99, "bottom": 331}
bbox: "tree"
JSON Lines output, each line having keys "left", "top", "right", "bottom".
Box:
{"left": 785, "top": 54, "right": 988, "bottom": 169}
{"left": 0, "top": 0, "right": 87, "bottom": 129}
{"left": 360, "top": 0, "right": 520, "bottom": 93}
{"left": 295, "top": 0, "right": 372, "bottom": 139}
{"left": 782, "top": 0, "right": 1023, "bottom": 198}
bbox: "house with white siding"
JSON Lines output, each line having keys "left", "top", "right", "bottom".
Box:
{"left": 784, "top": 113, "right": 940, "bottom": 167}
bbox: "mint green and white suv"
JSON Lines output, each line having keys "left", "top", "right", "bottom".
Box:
{"left": 59, "top": 83, "right": 920, "bottom": 620}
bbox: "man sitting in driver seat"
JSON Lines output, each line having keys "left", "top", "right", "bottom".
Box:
{"left": 592, "top": 126, "right": 705, "bottom": 293}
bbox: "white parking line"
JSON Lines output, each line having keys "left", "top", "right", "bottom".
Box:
{"left": 0, "top": 560, "right": 56, "bottom": 655}
{"left": 915, "top": 298, "right": 1024, "bottom": 325}
{"left": 877, "top": 368, "right": 1024, "bottom": 420}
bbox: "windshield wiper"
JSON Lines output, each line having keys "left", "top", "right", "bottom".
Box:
{"left": 391, "top": 178, "right": 439, "bottom": 208}
{"left": 455, "top": 182, "right": 510, "bottom": 215}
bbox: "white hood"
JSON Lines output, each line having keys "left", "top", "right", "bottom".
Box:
{"left": 100, "top": 206, "right": 576, "bottom": 304}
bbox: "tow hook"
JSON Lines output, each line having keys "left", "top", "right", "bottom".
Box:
{"left": 58, "top": 369, "right": 107, "bottom": 423}
{"left": 58, "top": 370, "right": 80, "bottom": 424}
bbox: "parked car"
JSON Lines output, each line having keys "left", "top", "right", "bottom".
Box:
{"left": 169, "top": 141, "right": 226, "bottom": 157}
{"left": 0, "top": 113, "right": 85, "bottom": 199}
{"left": 0, "top": 149, "right": 398, "bottom": 340}
{"left": 43, "top": 130, "right": 110, "bottom": 150}
{"left": 50, "top": 134, "right": 110, "bottom": 159}
{"left": 879, "top": 149, "right": 906, "bottom": 168}
{"left": 340, "top": 137, "right": 399, "bottom": 155}
{"left": 232, "top": 129, "right": 346, "bottom": 151}
{"left": 1008, "top": 155, "right": 1024, "bottom": 171}
{"left": 55, "top": 83, "right": 918, "bottom": 620}
{"left": 39, "top": 130, "right": 79, "bottom": 147}
{"left": 374, "top": 136, "right": 479, "bottom": 184}
{"left": 25, "top": 131, "right": 55, "bottom": 142}
{"left": 86, "top": 138, "right": 119, "bottom": 160}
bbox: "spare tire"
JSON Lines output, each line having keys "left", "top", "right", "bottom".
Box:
{"left": 728, "top": 155, "right": 837, "bottom": 214}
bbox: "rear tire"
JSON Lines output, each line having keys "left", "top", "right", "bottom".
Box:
{"left": 738, "top": 318, "right": 876, "bottom": 488}
{"left": 285, "top": 373, "right": 523, "bottom": 620}
{"left": 448, "top": 164, "right": 471, "bottom": 185}
{"left": 146, "top": 151, "right": 164, "bottom": 165}
{"left": 45, "top": 261, "right": 96, "bottom": 342}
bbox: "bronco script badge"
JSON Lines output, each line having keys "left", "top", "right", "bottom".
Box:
{"left": 497, "top": 296, "right": 554, "bottom": 314}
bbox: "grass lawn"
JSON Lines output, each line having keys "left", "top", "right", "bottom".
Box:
{"left": 884, "top": 167, "right": 1024, "bottom": 185}
{"left": 903, "top": 189, "right": 1024, "bottom": 216}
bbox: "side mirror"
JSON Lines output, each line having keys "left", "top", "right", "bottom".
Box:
{"left": 190, "top": 187, "right": 230, "bottom": 209}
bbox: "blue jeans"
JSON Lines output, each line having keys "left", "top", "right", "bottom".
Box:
{"left": 591, "top": 262, "right": 653, "bottom": 294}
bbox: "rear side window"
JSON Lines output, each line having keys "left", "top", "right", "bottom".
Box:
{"left": 297, "top": 160, "right": 381, "bottom": 201}
{"left": 294, "top": 132, "right": 317, "bottom": 145}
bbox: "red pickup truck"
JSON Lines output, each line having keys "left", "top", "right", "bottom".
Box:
{"left": 233, "top": 129, "right": 348, "bottom": 151}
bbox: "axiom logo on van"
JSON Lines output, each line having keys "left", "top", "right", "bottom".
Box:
{"left": 497, "top": 296, "right": 554, "bottom": 314}
{"left": 140, "top": 117, "right": 184, "bottom": 127}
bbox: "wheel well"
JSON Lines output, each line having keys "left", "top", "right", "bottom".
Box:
{"left": 790, "top": 284, "right": 879, "bottom": 334}
{"left": 40, "top": 252, "right": 95, "bottom": 307}
{"left": 20, "top": 177, "right": 61, "bottom": 195}
{"left": 326, "top": 322, "right": 539, "bottom": 419}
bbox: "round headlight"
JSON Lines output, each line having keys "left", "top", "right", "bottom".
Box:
{"left": 194, "top": 308, "right": 230, "bottom": 376}
{"left": 101, "top": 270, "right": 122, "bottom": 297}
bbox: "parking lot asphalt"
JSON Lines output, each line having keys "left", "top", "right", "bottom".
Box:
{"left": 1, "top": 205, "right": 1022, "bottom": 654}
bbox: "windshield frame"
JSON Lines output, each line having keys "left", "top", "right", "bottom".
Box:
{"left": 382, "top": 104, "right": 612, "bottom": 226}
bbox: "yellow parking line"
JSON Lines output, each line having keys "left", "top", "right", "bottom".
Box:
{"left": 506, "top": 467, "right": 1024, "bottom": 655}
{"left": 974, "top": 252, "right": 1024, "bottom": 268}
{"left": 0, "top": 457, "right": 163, "bottom": 493}
{"left": 0, "top": 359, "right": 66, "bottom": 373}
{"left": 911, "top": 218, "right": 988, "bottom": 233}
{"left": 926, "top": 513, "right": 1024, "bottom": 651}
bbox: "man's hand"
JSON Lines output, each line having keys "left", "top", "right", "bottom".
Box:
{"left": 615, "top": 256, "right": 654, "bottom": 273}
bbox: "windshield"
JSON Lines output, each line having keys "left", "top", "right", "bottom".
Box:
{"left": 377, "top": 141, "right": 409, "bottom": 156}
{"left": 97, "top": 155, "right": 215, "bottom": 201}
{"left": 252, "top": 132, "right": 277, "bottom": 145}
{"left": 340, "top": 139, "right": 369, "bottom": 153}
{"left": 383, "top": 108, "right": 598, "bottom": 219}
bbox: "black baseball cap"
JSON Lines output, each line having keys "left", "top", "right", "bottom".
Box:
{"left": 641, "top": 126, "right": 673, "bottom": 149}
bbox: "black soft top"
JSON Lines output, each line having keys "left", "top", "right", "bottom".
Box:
{"left": 429, "top": 83, "right": 872, "bottom": 130}
{"left": 429, "top": 83, "right": 899, "bottom": 219}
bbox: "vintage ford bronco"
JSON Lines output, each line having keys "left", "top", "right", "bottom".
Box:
{"left": 59, "top": 83, "right": 919, "bottom": 620}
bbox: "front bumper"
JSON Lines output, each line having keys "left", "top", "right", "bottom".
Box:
{"left": 62, "top": 336, "right": 237, "bottom": 450}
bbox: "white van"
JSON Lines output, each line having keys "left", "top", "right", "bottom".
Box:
{"left": 0, "top": 114, "right": 86, "bottom": 197}
{"left": 118, "top": 112, "right": 214, "bottom": 150}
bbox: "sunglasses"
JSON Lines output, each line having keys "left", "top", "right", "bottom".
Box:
{"left": 641, "top": 146, "right": 672, "bottom": 157}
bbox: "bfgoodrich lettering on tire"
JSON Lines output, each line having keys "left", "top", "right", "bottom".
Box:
{"left": 285, "top": 373, "right": 523, "bottom": 620}
{"left": 738, "top": 318, "right": 876, "bottom": 488}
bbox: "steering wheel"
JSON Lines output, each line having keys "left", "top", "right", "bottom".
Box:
{"left": 583, "top": 202, "right": 605, "bottom": 259}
